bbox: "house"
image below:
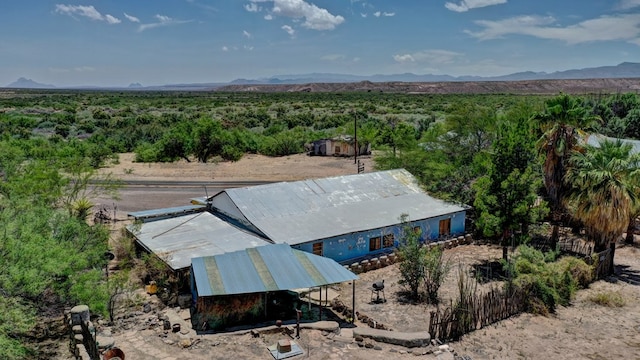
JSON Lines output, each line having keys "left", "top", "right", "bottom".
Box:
{"left": 205, "top": 169, "right": 466, "bottom": 264}
{"left": 308, "top": 135, "right": 371, "bottom": 157}
{"left": 190, "top": 243, "right": 358, "bottom": 331}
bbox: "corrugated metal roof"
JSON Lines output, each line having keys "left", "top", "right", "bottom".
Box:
{"left": 127, "top": 211, "right": 271, "bottom": 271}
{"left": 192, "top": 243, "right": 358, "bottom": 297}
{"left": 128, "top": 205, "right": 206, "bottom": 221}
{"left": 212, "top": 169, "right": 465, "bottom": 245}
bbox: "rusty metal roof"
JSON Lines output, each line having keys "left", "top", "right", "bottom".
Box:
{"left": 191, "top": 243, "right": 358, "bottom": 297}
{"left": 127, "top": 211, "right": 271, "bottom": 271}
{"left": 211, "top": 169, "right": 466, "bottom": 245}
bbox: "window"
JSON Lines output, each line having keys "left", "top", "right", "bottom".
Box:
{"left": 439, "top": 218, "right": 451, "bottom": 236}
{"left": 383, "top": 234, "right": 394, "bottom": 248}
{"left": 335, "top": 146, "right": 341, "bottom": 154}
{"left": 312, "top": 242, "right": 323, "bottom": 256}
{"left": 369, "top": 236, "right": 381, "bottom": 251}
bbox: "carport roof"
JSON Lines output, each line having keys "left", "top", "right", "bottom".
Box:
{"left": 192, "top": 243, "right": 358, "bottom": 297}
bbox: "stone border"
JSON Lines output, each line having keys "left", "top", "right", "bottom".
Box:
{"left": 344, "top": 234, "right": 473, "bottom": 274}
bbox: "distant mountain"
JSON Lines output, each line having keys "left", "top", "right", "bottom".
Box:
{"left": 246, "top": 62, "right": 640, "bottom": 85}
{"left": 4, "top": 62, "right": 640, "bottom": 90}
{"left": 6, "top": 77, "right": 55, "bottom": 89}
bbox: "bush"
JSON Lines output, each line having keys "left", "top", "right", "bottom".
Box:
{"left": 506, "top": 246, "right": 593, "bottom": 314}
{"left": 588, "top": 291, "right": 626, "bottom": 307}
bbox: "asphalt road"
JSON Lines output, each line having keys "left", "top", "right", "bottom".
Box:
{"left": 93, "top": 180, "right": 272, "bottom": 214}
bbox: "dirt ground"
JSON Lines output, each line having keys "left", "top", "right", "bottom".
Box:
{"left": 79, "top": 154, "right": 640, "bottom": 360}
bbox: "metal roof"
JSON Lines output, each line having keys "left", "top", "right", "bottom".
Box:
{"left": 191, "top": 243, "right": 358, "bottom": 297}
{"left": 212, "top": 169, "right": 466, "bottom": 245}
{"left": 128, "top": 205, "right": 206, "bottom": 222}
{"left": 127, "top": 211, "right": 271, "bottom": 271}
{"left": 586, "top": 134, "right": 640, "bottom": 154}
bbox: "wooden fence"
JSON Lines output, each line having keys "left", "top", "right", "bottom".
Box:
{"left": 429, "top": 246, "right": 614, "bottom": 342}
{"left": 429, "top": 287, "right": 526, "bottom": 342}
{"left": 592, "top": 248, "right": 612, "bottom": 279}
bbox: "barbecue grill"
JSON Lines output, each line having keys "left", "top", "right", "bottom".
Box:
{"left": 370, "top": 280, "right": 386, "bottom": 303}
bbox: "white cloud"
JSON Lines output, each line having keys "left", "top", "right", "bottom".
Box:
{"left": 55, "top": 4, "right": 121, "bottom": 24}
{"left": 281, "top": 25, "right": 295, "bottom": 36}
{"left": 264, "top": 14, "right": 273, "bottom": 20}
{"left": 74, "top": 66, "right": 95, "bottom": 72}
{"left": 393, "top": 49, "right": 463, "bottom": 64}
{"left": 361, "top": 13, "right": 367, "bottom": 18}
{"left": 244, "top": 45, "right": 254, "bottom": 50}
{"left": 466, "top": 14, "right": 640, "bottom": 44}
{"left": 321, "top": 54, "right": 345, "bottom": 61}
{"left": 250, "top": 0, "right": 345, "bottom": 30}
{"left": 243, "top": 30, "right": 252, "bottom": 38}
{"left": 373, "top": 11, "right": 395, "bottom": 17}
{"left": 49, "top": 66, "right": 95, "bottom": 73}
{"left": 124, "top": 13, "right": 140, "bottom": 23}
{"left": 393, "top": 54, "right": 415, "bottom": 63}
{"left": 445, "top": 0, "right": 507, "bottom": 13}
{"left": 617, "top": 0, "right": 640, "bottom": 9}
{"left": 155, "top": 14, "right": 171, "bottom": 22}
{"left": 245, "top": 3, "right": 260, "bottom": 12}
{"left": 104, "top": 15, "right": 121, "bottom": 24}
{"left": 222, "top": 46, "right": 229, "bottom": 51}
{"left": 138, "top": 14, "right": 192, "bottom": 32}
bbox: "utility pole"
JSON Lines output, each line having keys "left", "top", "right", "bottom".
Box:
{"left": 354, "top": 110, "right": 358, "bottom": 165}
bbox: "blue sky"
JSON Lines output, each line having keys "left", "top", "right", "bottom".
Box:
{"left": 1, "top": 0, "right": 640, "bottom": 87}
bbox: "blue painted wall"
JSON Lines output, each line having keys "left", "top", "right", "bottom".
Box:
{"left": 291, "top": 211, "right": 465, "bottom": 264}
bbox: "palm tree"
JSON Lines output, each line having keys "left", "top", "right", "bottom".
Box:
{"left": 564, "top": 139, "right": 640, "bottom": 254}
{"left": 534, "top": 94, "right": 599, "bottom": 245}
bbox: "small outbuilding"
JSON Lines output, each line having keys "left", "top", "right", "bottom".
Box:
{"left": 308, "top": 135, "right": 371, "bottom": 157}
{"left": 190, "top": 243, "right": 358, "bottom": 331}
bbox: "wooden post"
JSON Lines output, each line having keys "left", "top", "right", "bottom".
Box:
{"left": 318, "top": 286, "right": 322, "bottom": 321}
{"left": 352, "top": 281, "right": 356, "bottom": 324}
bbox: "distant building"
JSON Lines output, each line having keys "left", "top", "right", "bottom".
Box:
{"left": 308, "top": 135, "right": 371, "bottom": 157}
{"left": 206, "top": 169, "right": 466, "bottom": 264}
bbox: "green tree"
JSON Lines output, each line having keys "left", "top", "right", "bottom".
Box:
{"left": 396, "top": 214, "right": 426, "bottom": 300}
{"left": 193, "top": 118, "right": 226, "bottom": 162}
{"left": 534, "top": 94, "right": 598, "bottom": 245}
{"left": 565, "top": 140, "right": 640, "bottom": 256}
{"left": 474, "top": 118, "right": 547, "bottom": 247}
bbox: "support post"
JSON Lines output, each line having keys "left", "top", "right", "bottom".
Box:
{"left": 319, "top": 287, "right": 322, "bottom": 321}
{"left": 354, "top": 112, "right": 357, "bottom": 165}
{"left": 352, "top": 281, "right": 356, "bottom": 324}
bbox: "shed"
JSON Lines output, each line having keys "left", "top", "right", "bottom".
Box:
{"left": 190, "top": 243, "right": 358, "bottom": 331}
{"left": 208, "top": 169, "right": 467, "bottom": 263}
{"left": 309, "top": 135, "right": 371, "bottom": 157}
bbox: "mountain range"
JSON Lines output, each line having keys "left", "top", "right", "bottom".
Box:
{"left": 4, "top": 62, "right": 640, "bottom": 90}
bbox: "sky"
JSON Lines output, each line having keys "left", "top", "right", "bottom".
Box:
{"left": 1, "top": 0, "right": 640, "bottom": 87}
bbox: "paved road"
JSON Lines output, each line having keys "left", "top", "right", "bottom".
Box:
{"left": 93, "top": 180, "right": 272, "bottom": 214}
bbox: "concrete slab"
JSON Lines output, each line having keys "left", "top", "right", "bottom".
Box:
{"left": 352, "top": 327, "right": 430, "bottom": 348}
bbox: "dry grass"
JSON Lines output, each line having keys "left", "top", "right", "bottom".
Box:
{"left": 588, "top": 291, "right": 626, "bottom": 307}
